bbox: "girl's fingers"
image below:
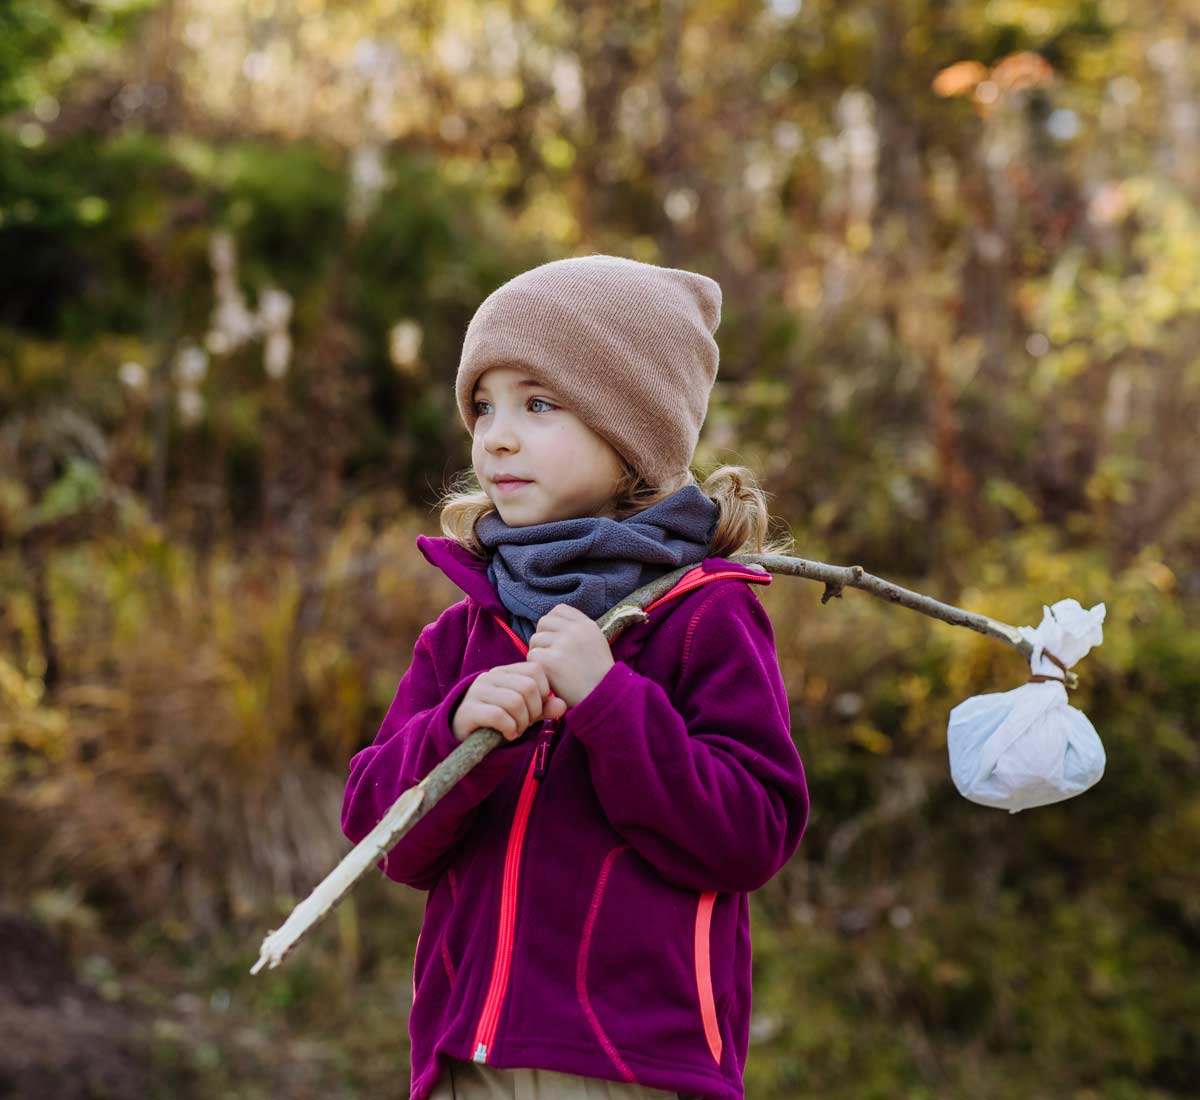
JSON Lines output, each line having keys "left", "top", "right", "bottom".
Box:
{"left": 487, "top": 685, "right": 533, "bottom": 735}
{"left": 517, "top": 661, "right": 551, "bottom": 696}
{"left": 474, "top": 664, "right": 558, "bottom": 740}
{"left": 489, "top": 672, "right": 542, "bottom": 715}
{"left": 494, "top": 666, "right": 552, "bottom": 712}
{"left": 477, "top": 704, "right": 518, "bottom": 739}
{"left": 491, "top": 662, "right": 546, "bottom": 696}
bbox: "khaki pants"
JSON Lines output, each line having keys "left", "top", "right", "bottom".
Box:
{"left": 426, "top": 1057, "right": 680, "bottom": 1099}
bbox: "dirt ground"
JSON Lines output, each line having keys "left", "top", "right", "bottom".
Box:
{"left": 0, "top": 911, "right": 342, "bottom": 1100}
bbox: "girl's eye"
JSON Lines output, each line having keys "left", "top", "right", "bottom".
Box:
{"left": 473, "top": 397, "right": 557, "bottom": 415}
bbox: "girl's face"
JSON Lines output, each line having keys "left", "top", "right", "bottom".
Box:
{"left": 471, "top": 366, "right": 626, "bottom": 526}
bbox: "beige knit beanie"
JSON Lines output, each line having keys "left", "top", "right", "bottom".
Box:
{"left": 455, "top": 253, "right": 722, "bottom": 487}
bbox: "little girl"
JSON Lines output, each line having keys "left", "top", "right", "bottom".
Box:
{"left": 341, "top": 254, "right": 810, "bottom": 1100}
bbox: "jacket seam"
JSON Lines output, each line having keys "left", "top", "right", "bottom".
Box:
{"left": 576, "top": 844, "right": 636, "bottom": 1082}
{"left": 440, "top": 934, "right": 456, "bottom": 990}
{"left": 680, "top": 584, "right": 750, "bottom": 677}
{"left": 420, "top": 599, "right": 472, "bottom": 697}
{"left": 422, "top": 631, "right": 443, "bottom": 696}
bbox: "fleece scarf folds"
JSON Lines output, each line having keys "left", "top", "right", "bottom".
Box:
{"left": 475, "top": 484, "right": 720, "bottom": 643}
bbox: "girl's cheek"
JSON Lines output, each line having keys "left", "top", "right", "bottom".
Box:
{"left": 541, "top": 421, "right": 572, "bottom": 443}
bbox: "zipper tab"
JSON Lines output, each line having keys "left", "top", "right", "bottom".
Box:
{"left": 532, "top": 718, "right": 558, "bottom": 780}
{"left": 473, "top": 1042, "right": 488, "bottom": 1063}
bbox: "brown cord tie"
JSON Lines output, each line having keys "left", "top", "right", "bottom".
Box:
{"left": 1028, "top": 648, "right": 1070, "bottom": 686}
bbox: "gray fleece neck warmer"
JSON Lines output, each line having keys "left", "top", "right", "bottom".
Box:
{"left": 476, "top": 484, "right": 719, "bottom": 644}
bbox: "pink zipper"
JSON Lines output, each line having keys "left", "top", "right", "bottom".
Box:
{"left": 468, "top": 566, "right": 769, "bottom": 1064}
{"left": 471, "top": 618, "right": 546, "bottom": 1063}
{"left": 471, "top": 744, "right": 541, "bottom": 1062}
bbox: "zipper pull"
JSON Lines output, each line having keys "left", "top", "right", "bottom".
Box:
{"left": 532, "top": 718, "right": 559, "bottom": 780}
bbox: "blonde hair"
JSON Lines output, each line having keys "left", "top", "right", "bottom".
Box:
{"left": 435, "top": 459, "right": 795, "bottom": 562}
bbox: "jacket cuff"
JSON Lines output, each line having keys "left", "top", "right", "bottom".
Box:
{"left": 429, "top": 671, "right": 478, "bottom": 755}
{"left": 566, "top": 660, "right": 640, "bottom": 743}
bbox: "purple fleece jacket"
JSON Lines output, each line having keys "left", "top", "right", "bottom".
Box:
{"left": 340, "top": 535, "right": 810, "bottom": 1100}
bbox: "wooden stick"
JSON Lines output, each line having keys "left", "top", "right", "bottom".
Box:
{"left": 250, "top": 551, "right": 1068, "bottom": 973}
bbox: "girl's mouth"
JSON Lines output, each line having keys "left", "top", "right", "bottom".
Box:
{"left": 495, "top": 480, "right": 532, "bottom": 493}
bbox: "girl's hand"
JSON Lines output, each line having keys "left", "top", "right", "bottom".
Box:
{"left": 527, "top": 604, "right": 615, "bottom": 709}
{"left": 451, "top": 661, "right": 568, "bottom": 743}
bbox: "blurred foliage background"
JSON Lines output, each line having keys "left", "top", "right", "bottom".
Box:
{"left": 0, "top": 0, "right": 1197, "bottom": 1097}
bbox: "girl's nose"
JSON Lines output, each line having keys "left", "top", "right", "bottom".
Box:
{"left": 484, "top": 431, "right": 517, "bottom": 453}
{"left": 483, "top": 416, "right": 519, "bottom": 453}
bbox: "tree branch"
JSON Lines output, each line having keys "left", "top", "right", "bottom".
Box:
{"left": 251, "top": 550, "right": 1070, "bottom": 974}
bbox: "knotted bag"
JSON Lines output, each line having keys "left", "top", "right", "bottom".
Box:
{"left": 947, "top": 598, "right": 1107, "bottom": 813}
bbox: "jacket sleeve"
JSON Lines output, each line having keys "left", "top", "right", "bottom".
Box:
{"left": 340, "top": 604, "right": 526, "bottom": 891}
{"left": 565, "top": 581, "right": 809, "bottom": 893}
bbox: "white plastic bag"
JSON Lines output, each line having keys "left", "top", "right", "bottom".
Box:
{"left": 947, "top": 599, "right": 1107, "bottom": 813}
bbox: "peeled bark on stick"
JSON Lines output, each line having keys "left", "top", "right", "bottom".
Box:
{"left": 251, "top": 550, "right": 1071, "bottom": 974}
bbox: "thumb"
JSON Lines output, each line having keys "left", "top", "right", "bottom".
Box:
{"left": 544, "top": 695, "right": 568, "bottom": 719}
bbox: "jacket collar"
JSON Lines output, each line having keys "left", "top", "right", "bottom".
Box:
{"left": 414, "top": 534, "right": 770, "bottom": 621}
{"left": 416, "top": 534, "right": 506, "bottom": 617}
